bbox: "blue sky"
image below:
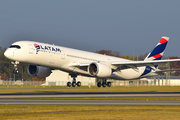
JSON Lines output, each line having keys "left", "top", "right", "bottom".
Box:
{"left": 1, "top": 0, "right": 180, "bottom": 56}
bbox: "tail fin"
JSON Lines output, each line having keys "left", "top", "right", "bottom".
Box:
{"left": 144, "top": 36, "right": 169, "bottom": 61}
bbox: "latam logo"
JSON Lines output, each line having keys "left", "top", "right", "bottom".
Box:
{"left": 34, "top": 43, "right": 61, "bottom": 54}
{"left": 34, "top": 44, "right": 40, "bottom": 49}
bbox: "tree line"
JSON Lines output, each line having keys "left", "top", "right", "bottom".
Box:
{"left": 95, "top": 50, "right": 147, "bottom": 61}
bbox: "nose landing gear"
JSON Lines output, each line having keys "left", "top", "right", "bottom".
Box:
{"left": 13, "top": 68, "right": 19, "bottom": 74}
{"left": 12, "top": 61, "right": 19, "bottom": 74}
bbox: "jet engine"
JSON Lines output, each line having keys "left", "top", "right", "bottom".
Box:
{"left": 88, "top": 62, "right": 112, "bottom": 78}
{"left": 28, "top": 65, "right": 51, "bottom": 78}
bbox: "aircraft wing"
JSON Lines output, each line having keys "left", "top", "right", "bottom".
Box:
{"left": 111, "top": 59, "right": 180, "bottom": 70}
{"left": 68, "top": 59, "right": 180, "bottom": 71}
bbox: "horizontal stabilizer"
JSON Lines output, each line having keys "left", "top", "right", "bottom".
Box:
{"left": 154, "top": 69, "right": 180, "bottom": 74}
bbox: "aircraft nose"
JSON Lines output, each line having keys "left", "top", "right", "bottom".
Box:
{"left": 4, "top": 49, "right": 11, "bottom": 58}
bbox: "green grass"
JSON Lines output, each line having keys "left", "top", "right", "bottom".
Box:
{"left": 16, "top": 97, "right": 180, "bottom": 101}
{"left": 1, "top": 85, "right": 180, "bottom": 93}
{"left": 0, "top": 105, "right": 180, "bottom": 120}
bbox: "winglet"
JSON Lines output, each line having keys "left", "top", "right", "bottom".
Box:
{"left": 144, "top": 36, "right": 169, "bottom": 61}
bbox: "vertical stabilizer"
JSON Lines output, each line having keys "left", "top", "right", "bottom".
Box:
{"left": 141, "top": 36, "right": 169, "bottom": 76}
{"left": 144, "top": 36, "right": 169, "bottom": 61}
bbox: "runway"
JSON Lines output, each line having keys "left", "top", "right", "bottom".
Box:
{"left": 0, "top": 92, "right": 180, "bottom": 98}
{"left": 0, "top": 92, "right": 180, "bottom": 105}
{"left": 0, "top": 99, "right": 180, "bottom": 105}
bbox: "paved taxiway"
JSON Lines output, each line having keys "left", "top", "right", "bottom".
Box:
{"left": 0, "top": 99, "right": 180, "bottom": 105}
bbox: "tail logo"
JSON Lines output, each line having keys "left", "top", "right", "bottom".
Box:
{"left": 146, "top": 37, "right": 169, "bottom": 61}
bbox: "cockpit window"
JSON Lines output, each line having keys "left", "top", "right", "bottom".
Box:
{"left": 9, "top": 45, "right": 21, "bottom": 49}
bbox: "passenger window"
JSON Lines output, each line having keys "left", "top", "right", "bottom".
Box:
{"left": 9, "top": 45, "right": 21, "bottom": 49}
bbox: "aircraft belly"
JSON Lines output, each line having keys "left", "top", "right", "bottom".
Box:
{"left": 112, "top": 69, "right": 143, "bottom": 80}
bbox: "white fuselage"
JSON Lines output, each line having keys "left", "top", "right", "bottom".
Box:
{"left": 4, "top": 41, "right": 158, "bottom": 80}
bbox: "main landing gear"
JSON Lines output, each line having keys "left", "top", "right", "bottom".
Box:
{"left": 67, "top": 75, "right": 81, "bottom": 87}
{"left": 97, "top": 79, "right": 112, "bottom": 88}
{"left": 12, "top": 61, "right": 19, "bottom": 74}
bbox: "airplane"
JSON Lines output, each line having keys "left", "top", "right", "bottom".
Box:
{"left": 4, "top": 36, "right": 180, "bottom": 87}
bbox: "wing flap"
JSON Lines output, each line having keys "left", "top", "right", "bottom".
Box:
{"left": 68, "top": 62, "right": 90, "bottom": 67}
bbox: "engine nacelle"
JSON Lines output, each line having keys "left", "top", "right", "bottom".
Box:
{"left": 88, "top": 62, "right": 112, "bottom": 78}
{"left": 28, "top": 65, "right": 51, "bottom": 78}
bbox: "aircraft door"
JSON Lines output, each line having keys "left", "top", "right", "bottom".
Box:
{"left": 28, "top": 44, "right": 33, "bottom": 54}
{"left": 12, "top": 49, "right": 15, "bottom": 57}
{"left": 61, "top": 50, "right": 65, "bottom": 59}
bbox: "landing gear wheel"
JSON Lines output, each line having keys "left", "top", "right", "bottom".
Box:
{"left": 97, "top": 82, "right": 102, "bottom": 87}
{"left": 102, "top": 82, "right": 106, "bottom": 87}
{"left": 72, "top": 82, "right": 76, "bottom": 87}
{"left": 13, "top": 69, "right": 19, "bottom": 74}
{"left": 77, "top": 81, "right": 81, "bottom": 87}
{"left": 67, "top": 82, "right": 72, "bottom": 87}
{"left": 107, "top": 82, "right": 112, "bottom": 87}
